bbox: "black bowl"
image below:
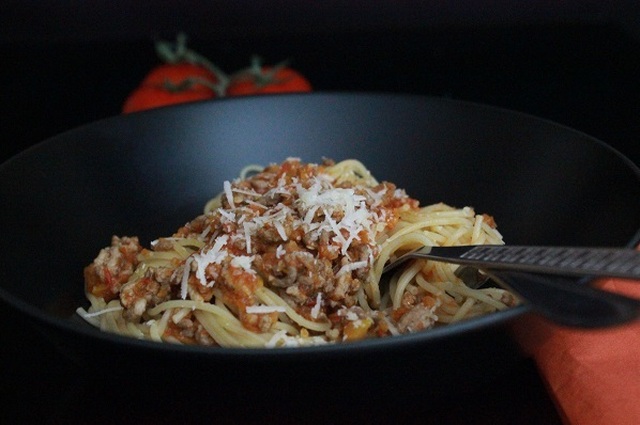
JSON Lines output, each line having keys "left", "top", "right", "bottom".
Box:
{"left": 1, "top": 93, "right": 638, "bottom": 422}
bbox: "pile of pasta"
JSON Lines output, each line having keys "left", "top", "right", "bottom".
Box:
{"left": 78, "top": 158, "right": 515, "bottom": 348}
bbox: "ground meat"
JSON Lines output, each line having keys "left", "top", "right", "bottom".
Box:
{"left": 83, "top": 158, "right": 423, "bottom": 343}
{"left": 396, "top": 304, "right": 438, "bottom": 333}
{"left": 249, "top": 171, "right": 278, "bottom": 193}
{"left": 150, "top": 266, "right": 178, "bottom": 286}
{"left": 174, "top": 214, "right": 209, "bottom": 238}
{"left": 152, "top": 238, "right": 177, "bottom": 251}
{"left": 254, "top": 245, "right": 336, "bottom": 305}
{"left": 194, "top": 324, "right": 216, "bottom": 345}
{"left": 256, "top": 222, "right": 286, "bottom": 244}
{"left": 84, "top": 236, "right": 142, "bottom": 302}
{"left": 120, "top": 276, "right": 171, "bottom": 320}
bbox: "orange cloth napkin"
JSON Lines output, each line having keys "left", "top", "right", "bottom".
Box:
{"left": 515, "top": 277, "right": 640, "bottom": 425}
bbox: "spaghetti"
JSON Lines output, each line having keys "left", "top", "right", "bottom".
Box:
{"left": 78, "top": 158, "right": 516, "bottom": 348}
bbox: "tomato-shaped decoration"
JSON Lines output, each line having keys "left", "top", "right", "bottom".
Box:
{"left": 122, "top": 63, "right": 218, "bottom": 113}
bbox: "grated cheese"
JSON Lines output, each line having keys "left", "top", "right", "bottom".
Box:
{"left": 337, "top": 307, "right": 360, "bottom": 321}
{"left": 245, "top": 200, "right": 268, "bottom": 210}
{"left": 310, "top": 292, "right": 323, "bottom": 319}
{"left": 273, "top": 220, "right": 288, "bottom": 241}
{"left": 231, "top": 187, "right": 261, "bottom": 197}
{"left": 223, "top": 180, "right": 235, "bottom": 208}
{"left": 218, "top": 208, "right": 235, "bottom": 222}
{"left": 231, "top": 255, "right": 256, "bottom": 273}
{"left": 180, "top": 257, "right": 193, "bottom": 299}
{"left": 336, "top": 260, "right": 369, "bottom": 277}
{"left": 303, "top": 204, "right": 320, "bottom": 225}
{"left": 200, "top": 225, "right": 212, "bottom": 239}
{"left": 243, "top": 222, "right": 253, "bottom": 254}
{"left": 245, "top": 305, "right": 287, "bottom": 314}
{"left": 192, "top": 235, "right": 229, "bottom": 286}
{"left": 293, "top": 176, "right": 378, "bottom": 256}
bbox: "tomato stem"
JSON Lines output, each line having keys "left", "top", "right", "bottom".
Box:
{"left": 230, "top": 55, "right": 293, "bottom": 88}
{"left": 155, "top": 33, "right": 230, "bottom": 96}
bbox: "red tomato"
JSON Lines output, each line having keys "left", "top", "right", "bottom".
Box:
{"left": 122, "top": 63, "right": 218, "bottom": 113}
{"left": 226, "top": 66, "right": 312, "bottom": 96}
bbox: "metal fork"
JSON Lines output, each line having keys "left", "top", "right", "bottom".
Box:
{"left": 382, "top": 245, "right": 640, "bottom": 327}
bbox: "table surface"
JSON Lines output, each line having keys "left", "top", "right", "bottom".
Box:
{"left": 2, "top": 22, "right": 639, "bottom": 424}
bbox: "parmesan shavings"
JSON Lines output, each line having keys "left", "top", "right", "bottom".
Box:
{"left": 200, "top": 225, "right": 212, "bottom": 239}
{"left": 217, "top": 208, "right": 235, "bottom": 222}
{"left": 245, "top": 305, "right": 287, "bottom": 314}
{"left": 223, "top": 180, "right": 235, "bottom": 208}
{"left": 192, "top": 235, "right": 229, "bottom": 286}
{"left": 230, "top": 255, "right": 256, "bottom": 273}
{"left": 232, "top": 187, "right": 261, "bottom": 197}
{"left": 303, "top": 204, "right": 320, "bottom": 225}
{"left": 180, "top": 257, "right": 193, "bottom": 299}
{"left": 336, "top": 260, "right": 369, "bottom": 277}
{"left": 310, "top": 292, "right": 323, "bottom": 319}
{"left": 243, "top": 222, "right": 253, "bottom": 254}
{"left": 245, "top": 200, "right": 268, "bottom": 210}
{"left": 337, "top": 307, "right": 360, "bottom": 321}
{"left": 295, "top": 177, "right": 375, "bottom": 255}
{"left": 273, "top": 220, "right": 288, "bottom": 241}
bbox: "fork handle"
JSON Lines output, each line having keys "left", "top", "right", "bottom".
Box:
{"left": 412, "top": 245, "right": 640, "bottom": 280}
{"left": 487, "top": 270, "right": 640, "bottom": 327}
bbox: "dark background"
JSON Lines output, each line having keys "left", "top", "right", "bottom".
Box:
{"left": 1, "top": 1, "right": 639, "bottom": 424}
{"left": 1, "top": 1, "right": 639, "bottom": 165}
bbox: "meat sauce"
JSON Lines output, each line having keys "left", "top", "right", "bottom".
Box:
{"left": 84, "top": 158, "right": 420, "bottom": 344}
